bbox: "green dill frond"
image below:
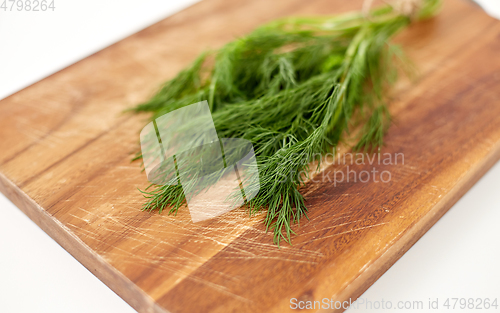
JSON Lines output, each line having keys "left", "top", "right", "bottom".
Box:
{"left": 131, "top": 0, "right": 441, "bottom": 245}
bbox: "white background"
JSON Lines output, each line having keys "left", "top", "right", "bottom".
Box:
{"left": 0, "top": 1, "right": 499, "bottom": 312}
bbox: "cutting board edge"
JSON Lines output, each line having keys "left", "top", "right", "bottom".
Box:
{"left": 0, "top": 172, "right": 168, "bottom": 313}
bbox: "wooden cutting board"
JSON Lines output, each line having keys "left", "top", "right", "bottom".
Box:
{"left": 1, "top": 0, "right": 499, "bottom": 312}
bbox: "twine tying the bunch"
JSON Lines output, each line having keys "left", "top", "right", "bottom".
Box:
{"left": 363, "top": 0, "right": 423, "bottom": 18}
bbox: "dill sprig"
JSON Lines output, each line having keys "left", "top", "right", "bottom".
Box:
{"left": 132, "top": 1, "right": 441, "bottom": 246}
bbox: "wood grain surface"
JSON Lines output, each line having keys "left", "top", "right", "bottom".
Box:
{"left": 1, "top": 0, "right": 500, "bottom": 312}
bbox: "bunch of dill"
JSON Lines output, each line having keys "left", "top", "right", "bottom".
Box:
{"left": 132, "top": 0, "right": 441, "bottom": 245}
